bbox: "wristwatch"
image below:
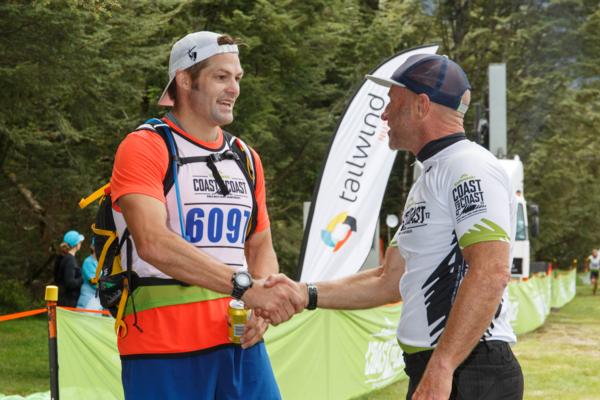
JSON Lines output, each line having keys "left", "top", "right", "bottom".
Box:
{"left": 231, "top": 271, "right": 253, "bottom": 300}
{"left": 306, "top": 283, "right": 318, "bottom": 310}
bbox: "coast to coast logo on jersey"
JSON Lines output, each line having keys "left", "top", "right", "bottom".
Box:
{"left": 321, "top": 212, "right": 357, "bottom": 252}
{"left": 452, "top": 174, "right": 487, "bottom": 222}
{"left": 399, "top": 197, "right": 430, "bottom": 235}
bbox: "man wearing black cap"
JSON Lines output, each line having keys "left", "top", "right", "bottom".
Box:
{"left": 266, "top": 54, "right": 523, "bottom": 399}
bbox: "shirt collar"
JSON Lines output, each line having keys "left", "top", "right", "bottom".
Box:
{"left": 417, "top": 132, "right": 467, "bottom": 162}
{"left": 165, "top": 111, "right": 183, "bottom": 130}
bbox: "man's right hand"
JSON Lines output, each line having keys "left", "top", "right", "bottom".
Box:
{"left": 263, "top": 273, "right": 308, "bottom": 306}
{"left": 242, "top": 276, "right": 306, "bottom": 325}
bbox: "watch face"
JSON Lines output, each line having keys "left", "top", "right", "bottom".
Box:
{"left": 235, "top": 273, "right": 251, "bottom": 287}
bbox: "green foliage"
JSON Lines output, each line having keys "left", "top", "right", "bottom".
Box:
{"left": 0, "top": 0, "right": 177, "bottom": 288}
{"left": 0, "top": 279, "right": 33, "bottom": 314}
{"left": 526, "top": 110, "right": 600, "bottom": 264}
{"left": 509, "top": 0, "right": 600, "bottom": 263}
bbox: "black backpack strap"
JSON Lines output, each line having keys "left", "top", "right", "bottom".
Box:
{"left": 115, "top": 228, "right": 130, "bottom": 255}
{"left": 204, "top": 153, "right": 233, "bottom": 196}
{"left": 137, "top": 277, "right": 190, "bottom": 287}
{"left": 176, "top": 151, "right": 242, "bottom": 196}
{"left": 178, "top": 151, "right": 239, "bottom": 164}
{"left": 224, "top": 131, "right": 256, "bottom": 182}
{"left": 223, "top": 131, "right": 259, "bottom": 240}
{"left": 124, "top": 235, "right": 139, "bottom": 331}
{"left": 135, "top": 120, "right": 178, "bottom": 196}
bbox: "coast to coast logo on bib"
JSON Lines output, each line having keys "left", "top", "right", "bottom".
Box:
{"left": 321, "top": 212, "right": 357, "bottom": 252}
{"left": 192, "top": 170, "right": 249, "bottom": 199}
{"left": 452, "top": 174, "right": 486, "bottom": 222}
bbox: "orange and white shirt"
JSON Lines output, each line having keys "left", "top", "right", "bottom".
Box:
{"left": 110, "top": 117, "right": 269, "bottom": 357}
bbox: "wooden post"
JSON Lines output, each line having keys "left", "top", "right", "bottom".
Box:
{"left": 45, "top": 285, "right": 59, "bottom": 400}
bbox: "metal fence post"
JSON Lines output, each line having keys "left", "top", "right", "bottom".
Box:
{"left": 45, "top": 285, "right": 59, "bottom": 400}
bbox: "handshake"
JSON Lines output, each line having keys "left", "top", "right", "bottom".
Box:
{"left": 242, "top": 274, "right": 313, "bottom": 326}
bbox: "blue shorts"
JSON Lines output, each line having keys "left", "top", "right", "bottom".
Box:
{"left": 121, "top": 342, "right": 281, "bottom": 400}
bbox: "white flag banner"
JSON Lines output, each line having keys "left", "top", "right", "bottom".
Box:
{"left": 298, "top": 45, "right": 439, "bottom": 282}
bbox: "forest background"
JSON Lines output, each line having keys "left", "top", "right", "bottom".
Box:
{"left": 1, "top": 0, "right": 598, "bottom": 311}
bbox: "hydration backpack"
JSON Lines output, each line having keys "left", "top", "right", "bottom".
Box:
{"left": 79, "top": 118, "right": 258, "bottom": 337}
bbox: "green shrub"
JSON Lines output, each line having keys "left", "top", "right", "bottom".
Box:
{"left": 0, "top": 279, "right": 32, "bottom": 314}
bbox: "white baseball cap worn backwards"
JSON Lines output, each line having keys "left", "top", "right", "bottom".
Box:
{"left": 158, "top": 31, "right": 239, "bottom": 107}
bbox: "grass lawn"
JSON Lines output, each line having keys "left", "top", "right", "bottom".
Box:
{"left": 513, "top": 283, "right": 600, "bottom": 399}
{"left": 356, "top": 281, "right": 600, "bottom": 400}
{"left": 0, "top": 315, "right": 49, "bottom": 395}
{"left": 1, "top": 281, "right": 599, "bottom": 399}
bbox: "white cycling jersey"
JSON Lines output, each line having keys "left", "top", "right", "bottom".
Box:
{"left": 394, "top": 138, "right": 517, "bottom": 349}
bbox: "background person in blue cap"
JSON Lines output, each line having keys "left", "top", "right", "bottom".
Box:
{"left": 76, "top": 238, "right": 103, "bottom": 310}
{"left": 53, "top": 230, "right": 84, "bottom": 307}
{"left": 265, "top": 54, "right": 523, "bottom": 399}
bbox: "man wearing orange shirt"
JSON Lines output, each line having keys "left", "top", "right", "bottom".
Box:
{"left": 110, "top": 31, "right": 303, "bottom": 399}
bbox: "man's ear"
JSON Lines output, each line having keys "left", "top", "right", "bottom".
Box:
{"left": 416, "top": 93, "right": 430, "bottom": 118}
{"left": 175, "top": 70, "right": 191, "bottom": 91}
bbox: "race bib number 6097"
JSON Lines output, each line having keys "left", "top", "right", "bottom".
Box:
{"left": 185, "top": 206, "right": 251, "bottom": 245}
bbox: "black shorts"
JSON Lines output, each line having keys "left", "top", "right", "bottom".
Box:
{"left": 403, "top": 341, "right": 523, "bottom": 400}
{"left": 591, "top": 270, "right": 599, "bottom": 280}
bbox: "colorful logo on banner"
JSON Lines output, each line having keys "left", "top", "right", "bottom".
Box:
{"left": 321, "top": 212, "right": 357, "bottom": 252}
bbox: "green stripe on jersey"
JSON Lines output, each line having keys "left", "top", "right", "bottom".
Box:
{"left": 397, "top": 339, "right": 433, "bottom": 354}
{"left": 458, "top": 218, "right": 510, "bottom": 249}
{"left": 124, "top": 285, "right": 229, "bottom": 315}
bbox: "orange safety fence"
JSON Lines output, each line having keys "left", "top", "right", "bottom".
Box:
{"left": 0, "top": 306, "right": 110, "bottom": 322}
{"left": 0, "top": 308, "right": 46, "bottom": 322}
{"left": 59, "top": 306, "right": 110, "bottom": 316}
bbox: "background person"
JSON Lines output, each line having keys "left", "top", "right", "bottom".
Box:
{"left": 267, "top": 54, "right": 523, "bottom": 400}
{"left": 76, "top": 241, "right": 103, "bottom": 310}
{"left": 54, "top": 230, "right": 84, "bottom": 307}
{"left": 587, "top": 248, "right": 599, "bottom": 295}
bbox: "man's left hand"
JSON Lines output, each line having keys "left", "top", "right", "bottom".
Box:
{"left": 240, "top": 313, "right": 269, "bottom": 349}
{"left": 412, "top": 362, "right": 453, "bottom": 400}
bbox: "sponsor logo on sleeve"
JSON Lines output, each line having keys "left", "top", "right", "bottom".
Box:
{"left": 452, "top": 174, "right": 486, "bottom": 222}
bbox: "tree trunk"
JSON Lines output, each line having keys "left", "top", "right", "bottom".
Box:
{"left": 3, "top": 170, "right": 49, "bottom": 238}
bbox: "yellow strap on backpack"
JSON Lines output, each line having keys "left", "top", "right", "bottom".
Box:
{"left": 234, "top": 138, "right": 255, "bottom": 181}
{"left": 233, "top": 138, "right": 255, "bottom": 238}
{"left": 90, "top": 224, "right": 118, "bottom": 284}
{"left": 115, "top": 278, "right": 129, "bottom": 338}
{"left": 79, "top": 183, "right": 110, "bottom": 209}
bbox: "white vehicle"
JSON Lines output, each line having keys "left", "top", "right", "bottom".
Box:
{"left": 487, "top": 64, "right": 539, "bottom": 278}
{"left": 497, "top": 155, "right": 538, "bottom": 278}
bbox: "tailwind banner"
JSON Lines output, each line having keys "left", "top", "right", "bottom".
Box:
{"left": 298, "top": 45, "right": 439, "bottom": 282}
